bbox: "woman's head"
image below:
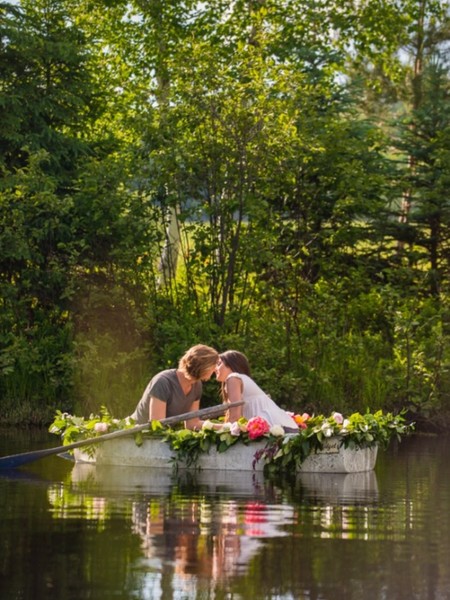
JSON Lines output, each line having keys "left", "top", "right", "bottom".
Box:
{"left": 179, "top": 344, "right": 219, "bottom": 381}
{"left": 217, "top": 350, "right": 251, "bottom": 377}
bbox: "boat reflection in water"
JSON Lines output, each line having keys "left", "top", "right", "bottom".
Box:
{"left": 65, "top": 465, "right": 296, "bottom": 586}
{"left": 297, "top": 470, "right": 379, "bottom": 504}
{"left": 69, "top": 463, "right": 378, "bottom": 497}
{"left": 69, "top": 463, "right": 271, "bottom": 496}
{"left": 47, "top": 464, "right": 379, "bottom": 592}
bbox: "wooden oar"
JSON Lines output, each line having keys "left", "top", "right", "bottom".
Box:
{"left": 0, "top": 401, "right": 243, "bottom": 470}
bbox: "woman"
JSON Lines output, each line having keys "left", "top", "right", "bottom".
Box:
{"left": 131, "top": 344, "right": 219, "bottom": 430}
{"left": 215, "top": 350, "right": 298, "bottom": 432}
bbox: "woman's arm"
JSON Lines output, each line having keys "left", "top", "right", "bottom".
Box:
{"left": 225, "top": 376, "right": 244, "bottom": 422}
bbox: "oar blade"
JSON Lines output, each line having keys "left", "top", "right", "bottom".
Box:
{"left": 0, "top": 447, "right": 64, "bottom": 469}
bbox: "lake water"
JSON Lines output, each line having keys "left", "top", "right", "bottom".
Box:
{"left": 1, "top": 429, "right": 449, "bottom": 600}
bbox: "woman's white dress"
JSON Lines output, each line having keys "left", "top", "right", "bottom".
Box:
{"left": 226, "top": 373, "right": 298, "bottom": 430}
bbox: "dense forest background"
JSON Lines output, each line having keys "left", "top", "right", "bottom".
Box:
{"left": 1, "top": 0, "right": 450, "bottom": 428}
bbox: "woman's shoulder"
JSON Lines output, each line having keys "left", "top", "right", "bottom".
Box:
{"left": 226, "top": 372, "right": 246, "bottom": 382}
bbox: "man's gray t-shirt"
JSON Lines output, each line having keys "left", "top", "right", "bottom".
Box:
{"left": 131, "top": 369, "right": 202, "bottom": 424}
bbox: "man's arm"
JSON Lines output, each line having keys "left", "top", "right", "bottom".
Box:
{"left": 149, "top": 396, "right": 167, "bottom": 421}
{"left": 185, "top": 399, "right": 202, "bottom": 430}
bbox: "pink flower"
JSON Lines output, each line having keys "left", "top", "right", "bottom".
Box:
{"left": 246, "top": 416, "right": 270, "bottom": 440}
{"left": 94, "top": 422, "right": 109, "bottom": 433}
{"left": 332, "top": 412, "right": 344, "bottom": 424}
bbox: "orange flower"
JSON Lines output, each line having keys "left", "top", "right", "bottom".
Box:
{"left": 292, "top": 413, "right": 310, "bottom": 429}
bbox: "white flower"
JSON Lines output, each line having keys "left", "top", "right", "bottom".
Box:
{"left": 321, "top": 424, "right": 334, "bottom": 437}
{"left": 270, "top": 424, "right": 285, "bottom": 437}
{"left": 332, "top": 412, "right": 344, "bottom": 424}
{"left": 230, "top": 422, "right": 242, "bottom": 437}
{"left": 94, "top": 422, "right": 108, "bottom": 433}
{"left": 202, "top": 420, "right": 214, "bottom": 430}
{"left": 341, "top": 418, "right": 350, "bottom": 433}
{"left": 220, "top": 422, "right": 232, "bottom": 432}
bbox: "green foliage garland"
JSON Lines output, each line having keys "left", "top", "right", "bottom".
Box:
{"left": 49, "top": 409, "right": 414, "bottom": 472}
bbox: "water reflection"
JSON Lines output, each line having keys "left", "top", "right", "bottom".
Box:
{"left": 0, "top": 468, "right": 48, "bottom": 483}
{"left": 52, "top": 465, "right": 297, "bottom": 585}
{"left": 44, "top": 463, "right": 383, "bottom": 594}
{"left": 68, "top": 463, "right": 379, "bottom": 503}
{"left": 3, "top": 434, "right": 450, "bottom": 599}
{"left": 70, "top": 463, "right": 269, "bottom": 496}
{"left": 130, "top": 495, "right": 288, "bottom": 583}
{"left": 298, "top": 471, "right": 379, "bottom": 504}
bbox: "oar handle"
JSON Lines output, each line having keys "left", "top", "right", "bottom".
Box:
{"left": 0, "top": 401, "right": 244, "bottom": 470}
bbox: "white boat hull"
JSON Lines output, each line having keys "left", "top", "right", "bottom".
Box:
{"left": 74, "top": 435, "right": 378, "bottom": 474}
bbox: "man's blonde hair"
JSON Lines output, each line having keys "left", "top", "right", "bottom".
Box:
{"left": 179, "top": 344, "right": 218, "bottom": 380}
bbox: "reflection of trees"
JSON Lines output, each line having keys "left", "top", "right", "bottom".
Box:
{"left": 47, "top": 466, "right": 384, "bottom": 599}
{"left": 39, "top": 444, "right": 450, "bottom": 599}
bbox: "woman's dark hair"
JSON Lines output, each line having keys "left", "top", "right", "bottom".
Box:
{"left": 219, "top": 350, "right": 251, "bottom": 376}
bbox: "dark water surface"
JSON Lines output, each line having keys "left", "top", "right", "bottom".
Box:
{"left": 1, "top": 429, "right": 449, "bottom": 600}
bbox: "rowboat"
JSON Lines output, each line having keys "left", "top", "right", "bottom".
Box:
{"left": 0, "top": 405, "right": 409, "bottom": 473}
{"left": 73, "top": 434, "right": 379, "bottom": 473}
{"left": 51, "top": 408, "right": 411, "bottom": 476}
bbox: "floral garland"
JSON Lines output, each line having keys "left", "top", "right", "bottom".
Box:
{"left": 49, "top": 407, "right": 137, "bottom": 456}
{"left": 159, "top": 409, "right": 414, "bottom": 472}
{"left": 255, "top": 410, "right": 414, "bottom": 474}
{"left": 49, "top": 407, "right": 414, "bottom": 472}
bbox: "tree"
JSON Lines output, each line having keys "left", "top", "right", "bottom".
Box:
{"left": 0, "top": 0, "right": 159, "bottom": 417}
{"left": 396, "top": 62, "right": 450, "bottom": 296}
{"left": 392, "top": 0, "right": 450, "bottom": 296}
{"left": 0, "top": 0, "right": 97, "bottom": 179}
